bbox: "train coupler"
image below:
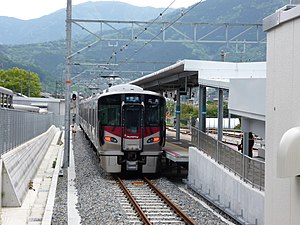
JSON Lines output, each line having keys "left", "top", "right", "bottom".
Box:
{"left": 126, "top": 161, "right": 138, "bottom": 171}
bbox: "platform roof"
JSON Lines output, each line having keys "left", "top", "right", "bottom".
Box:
{"left": 130, "top": 60, "right": 198, "bottom": 92}
{"left": 130, "top": 59, "right": 266, "bottom": 91}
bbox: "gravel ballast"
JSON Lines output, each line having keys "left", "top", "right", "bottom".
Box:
{"left": 52, "top": 129, "right": 239, "bottom": 225}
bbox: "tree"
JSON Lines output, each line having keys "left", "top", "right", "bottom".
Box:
{"left": 181, "top": 103, "right": 198, "bottom": 121}
{"left": 206, "top": 100, "right": 229, "bottom": 118}
{"left": 0, "top": 68, "right": 43, "bottom": 97}
{"left": 206, "top": 101, "right": 218, "bottom": 117}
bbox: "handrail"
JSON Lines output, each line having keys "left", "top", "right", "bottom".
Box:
{"left": 191, "top": 126, "right": 265, "bottom": 190}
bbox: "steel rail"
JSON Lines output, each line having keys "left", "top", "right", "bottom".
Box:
{"left": 115, "top": 176, "right": 152, "bottom": 225}
{"left": 144, "top": 177, "right": 198, "bottom": 225}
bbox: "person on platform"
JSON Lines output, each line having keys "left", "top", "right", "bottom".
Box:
{"left": 238, "top": 132, "right": 254, "bottom": 157}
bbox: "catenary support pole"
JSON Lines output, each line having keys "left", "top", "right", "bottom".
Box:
{"left": 198, "top": 85, "right": 206, "bottom": 132}
{"left": 176, "top": 89, "right": 181, "bottom": 141}
{"left": 217, "top": 88, "right": 223, "bottom": 141}
{"left": 64, "top": 0, "right": 72, "bottom": 168}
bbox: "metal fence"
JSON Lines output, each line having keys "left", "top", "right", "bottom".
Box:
{"left": 191, "top": 126, "right": 265, "bottom": 191}
{"left": 0, "top": 108, "right": 55, "bottom": 155}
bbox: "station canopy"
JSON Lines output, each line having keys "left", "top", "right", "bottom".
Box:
{"left": 130, "top": 59, "right": 266, "bottom": 92}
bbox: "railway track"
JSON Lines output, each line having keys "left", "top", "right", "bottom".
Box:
{"left": 114, "top": 176, "right": 197, "bottom": 225}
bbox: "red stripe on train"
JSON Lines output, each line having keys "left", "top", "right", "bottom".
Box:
{"left": 102, "top": 126, "right": 161, "bottom": 138}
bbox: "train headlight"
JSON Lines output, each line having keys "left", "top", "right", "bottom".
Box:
{"left": 104, "top": 136, "right": 118, "bottom": 143}
{"left": 147, "top": 137, "right": 160, "bottom": 143}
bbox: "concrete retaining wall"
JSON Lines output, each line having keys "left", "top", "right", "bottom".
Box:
{"left": 188, "top": 147, "right": 264, "bottom": 225}
{"left": 1, "top": 125, "right": 58, "bottom": 207}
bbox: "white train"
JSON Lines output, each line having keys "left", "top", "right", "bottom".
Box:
{"left": 79, "top": 84, "right": 166, "bottom": 173}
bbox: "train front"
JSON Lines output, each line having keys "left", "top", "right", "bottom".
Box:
{"left": 98, "top": 91, "right": 166, "bottom": 173}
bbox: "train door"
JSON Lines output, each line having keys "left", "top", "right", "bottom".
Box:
{"left": 122, "top": 105, "right": 143, "bottom": 151}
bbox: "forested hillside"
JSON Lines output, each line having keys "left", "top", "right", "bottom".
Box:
{"left": 0, "top": 0, "right": 290, "bottom": 92}
{"left": 0, "top": 1, "right": 169, "bottom": 45}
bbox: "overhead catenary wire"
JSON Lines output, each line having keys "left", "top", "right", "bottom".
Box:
{"left": 85, "top": 0, "right": 178, "bottom": 88}
{"left": 104, "top": 0, "right": 177, "bottom": 66}
{"left": 117, "top": 0, "right": 205, "bottom": 68}
{"left": 75, "top": 0, "right": 205, "bottom": 90}
{"left": 95, "top": 1, "right": 205, "bottom": 89}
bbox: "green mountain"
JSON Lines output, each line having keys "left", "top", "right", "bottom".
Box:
{"left": 0, "top": 0, "right": 290, "bottom": 93}
{"left": 0, "top": 1, "right": 171, "bottom": 45}
{"left": 178, "top": 0, "right": 289, "bottom": 23}
{"left": 0, "top": 46, "right": 50, "bottom": 82}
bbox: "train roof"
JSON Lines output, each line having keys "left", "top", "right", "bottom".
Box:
{"left": 80, "top": 84, "right": 163, "bottom": 104}
{"left": 105, "top": 83, "right": 143, "bottom": 93}
{"left": 103, "top": 84, "right": 163, "bottom": 98}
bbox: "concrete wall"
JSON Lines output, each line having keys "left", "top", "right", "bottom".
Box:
{"left": 1, "top": 126, "right": 58, "bottom": 206}
{"left": 228, "top": 78, "right": 266, "bottom": 139}
{"left": 194, "top": 61, "right": 266, "bottom": 79}
{"left": 264, "top": 5, "right": 300, "bottom": 225}
{"left": 188, "top": 147, "right": 264, "bottom": 225}
{"left": 229, "top": 78, "right": 266, "bottom": 121}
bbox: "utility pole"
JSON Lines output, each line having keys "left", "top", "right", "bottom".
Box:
{"left": 64, "top": 0, "right": 72, "bottom": 168}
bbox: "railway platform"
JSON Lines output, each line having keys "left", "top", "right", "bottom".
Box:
{"left": 162, "top": 129, "right": 191, "bottom": 175}
{"left": 163, "top": 130, "right": 190, "bottom": 163}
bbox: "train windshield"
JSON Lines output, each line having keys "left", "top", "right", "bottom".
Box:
{"left": 98, "top": 95, "right": 121, "bottom": 126}
{"left": 144, "top": 95, "right": 165, "bottom": 127}
{"left": 124, "top": 106, "right": 141, "bottom": 134}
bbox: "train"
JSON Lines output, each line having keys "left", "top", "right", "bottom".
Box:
{"left": 78, "top": 84, "right": 166, "bottom": 173}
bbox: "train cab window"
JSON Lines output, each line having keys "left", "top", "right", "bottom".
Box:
{"left": 99, "top": 95, "right": 121, "bottom": 126}
{"left": 124, "top": 107, "right": 141, "bottom": 134}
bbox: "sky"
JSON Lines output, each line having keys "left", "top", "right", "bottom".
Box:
{"left": 0, "top": 0, "right": 201, "bottom": 20}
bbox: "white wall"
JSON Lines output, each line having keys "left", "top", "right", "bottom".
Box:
{"left": 188, "top": 147, "right": 264, "bottom": 224}
{"left": 1, "top": 126, "right": 58, "bottom": 206}
{"left": 229, "top": 78, "right": 265, "bottom": 121}
{"left": 193, "top": 61, "right": 266, "bottom": 80}
{"left": 264, "top": 5, "right": 300, "bottom": 225}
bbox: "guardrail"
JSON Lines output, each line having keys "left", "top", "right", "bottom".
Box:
{"left": 0, "top": 108, "right": 54, "bottom": 155}
{"left": 191, "top": 126, "right": 265, "bottom": 191}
